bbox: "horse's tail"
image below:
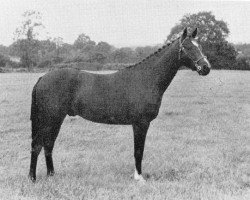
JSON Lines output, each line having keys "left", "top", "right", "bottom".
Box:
{"left": 30, "top": 77, "right": 42, "bottom": 138}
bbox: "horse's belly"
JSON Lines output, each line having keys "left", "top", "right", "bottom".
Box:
{"left": 83, "top": 115, "right": 132, "bottom": 125}
{"left": 79, "top": 112, "right": 132, "bottom": 125}
{"left": 74, "top": 103, "right": 132, "bottom": 125}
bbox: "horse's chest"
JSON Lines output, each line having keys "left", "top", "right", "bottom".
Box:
{"left": 143, "top": 103, "right": 161, "bottom": 120}
{"left": 130, "top": 89, "right": 162, "bottom": 121}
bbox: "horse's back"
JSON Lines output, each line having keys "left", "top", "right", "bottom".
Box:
{"left": 34, "top": 68, "right": 123, "bottom": 120}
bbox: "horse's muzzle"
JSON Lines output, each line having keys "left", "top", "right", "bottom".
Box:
{"left": 197, "top": 64, "right": 210, "bottom": 76}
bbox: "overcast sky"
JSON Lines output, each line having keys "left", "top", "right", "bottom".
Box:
{"left": 0, "top": 0, "right": 249, "bottom": 47}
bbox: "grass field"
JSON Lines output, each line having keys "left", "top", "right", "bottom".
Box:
{"left": 0, "top": 70, "right": 250, "bottom": 200}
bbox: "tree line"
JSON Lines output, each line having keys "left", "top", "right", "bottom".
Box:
{"left": 0, "top": 10, "right": 249, "bottom": 71}
{"left": 0, "top": 32, "right": 160, "bottom": 71}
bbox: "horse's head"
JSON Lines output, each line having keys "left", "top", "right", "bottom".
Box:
{"left": 179, "top": 28, "right": 211, "bottom": 76}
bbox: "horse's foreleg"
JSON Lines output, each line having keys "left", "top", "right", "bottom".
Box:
{"left": 132, "top": 121, "right": 150, "bottom": 182}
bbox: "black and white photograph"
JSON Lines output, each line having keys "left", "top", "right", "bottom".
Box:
{"left": 0, "top": 0, "right": 249, "bottom": 199}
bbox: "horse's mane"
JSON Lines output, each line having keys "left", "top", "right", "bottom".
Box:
{"left": 126, "top": 38, "right": 178, "bottom": 69}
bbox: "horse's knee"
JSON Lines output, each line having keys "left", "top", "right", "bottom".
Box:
{"left": 31, "top": 142, "right": 42, "bottom": 155}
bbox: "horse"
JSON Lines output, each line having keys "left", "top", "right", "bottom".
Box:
{"left": 28, "top": 28, "right": 211, "bottom": 182}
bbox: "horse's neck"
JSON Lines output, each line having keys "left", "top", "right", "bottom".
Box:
{"left": 154, "top": 43, "right": 180, "bottom": 93}
{"left": 130, "top": 42, "right": 180, "bottom": 94}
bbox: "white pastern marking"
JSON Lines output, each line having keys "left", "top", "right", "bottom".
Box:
{"left": 134, "top": 169, "right": 146, "bottom": 183}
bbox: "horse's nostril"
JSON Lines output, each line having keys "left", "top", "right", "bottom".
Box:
{"left": 202, "top": 65, "right": 210, "bottom": 75}
{"left": 203, "top": 64, "right": 208, "bottom": 69}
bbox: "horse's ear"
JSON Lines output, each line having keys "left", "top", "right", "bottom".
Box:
{"left": 191, "top": 28, "right": 198, "bottom": 38}
{"left": 181, "top": 27, "right": 188, "bottom": 42}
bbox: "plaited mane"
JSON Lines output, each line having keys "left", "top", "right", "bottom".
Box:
{"left": 126, "top": 40, "right": 174, "bottom": 69}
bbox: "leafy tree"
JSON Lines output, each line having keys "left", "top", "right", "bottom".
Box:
{"left": 167, "top": 11, "right": 229, "bottom": 43}
{"left": 0, "top": 54, "right": 10, "bottom": 68}
{"left": 38, "top": 39, "right": 56, "bottom": 59}
{"left": 0, "top": 45, "right": 9, "bottom": 56}
{"left": 14, "top": 10, "right": 44, "bottom": 70}
{"left": 203, "top": 41, "right": 237, "bottom": 69}
{"left": 52, "top": 37, "right": 64, "bottom": 59}
{"left": 111, "top": 47, "right": 136, "bottom": 63}
{"left": 73, "top": 33, "right": 96, "bottom": 50}
{"left": 235, "top": 56, "right": 250, "bottom": 70}
{"left": 234, "top": 43, "right": 250, "bottom": 57}
{"left": 89, "top": 52, "right": 107, "bottom": 64}
{"left": 93, "top": 42, "right": 114, "bottom": 64}
{"left": 167, "top": 11, "right": 237, "bottom": 69}
{"left": 95, "top": 41, "right": 113, "bottom": 54}
{"left": 135, "top": 46, "right": 159, "bottom": 61}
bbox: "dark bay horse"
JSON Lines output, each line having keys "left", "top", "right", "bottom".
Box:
{"left": 29, "top": 28, "right": 211, "bottom": 182}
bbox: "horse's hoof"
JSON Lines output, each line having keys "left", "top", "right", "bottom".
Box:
{"left": 47, "top": 171, "right": 55, "bottom": 177}
{"left": 28, "top": 174, "right": 36, "bottom": 183}
{"left": 137, "top": 178, "right": 146, "bottom": 185}
{"left": 134, "top": 169, "right": 146, "bottom": 183}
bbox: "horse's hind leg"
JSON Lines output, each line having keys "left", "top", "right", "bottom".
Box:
{"left": 44, "top": 119, "right": 64, "bottom": 177}
{"left": 29, "top": 139, "right": 42, "bottom": 182}
{"left": 29, "top": 117, "right": 65, "bottom": 182}
{"left": 29, "top": 124, "right": 48, "bottom": 182}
